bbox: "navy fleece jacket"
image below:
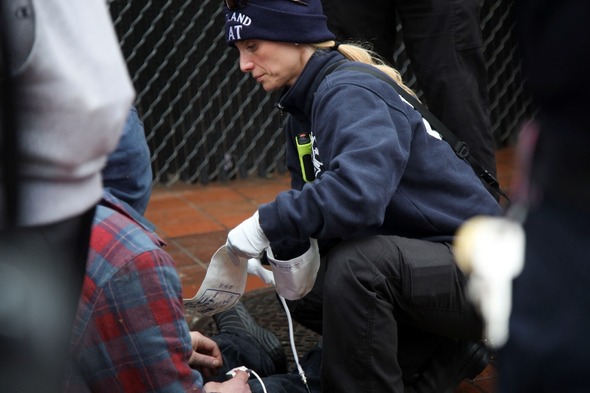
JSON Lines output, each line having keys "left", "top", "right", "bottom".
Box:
{"left": 259, "top": 50, "right": 501, "bottom": 244}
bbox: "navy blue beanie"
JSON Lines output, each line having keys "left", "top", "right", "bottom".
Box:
{"left": 224, "top": 0, "right": 335, "bottom": 46}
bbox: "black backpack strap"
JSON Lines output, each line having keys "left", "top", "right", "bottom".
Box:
{"left": 323, "top": 62, "right": 509, "bottom": 202}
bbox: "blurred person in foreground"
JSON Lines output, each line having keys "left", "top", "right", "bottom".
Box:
{"left": 498, "top": 1, "right": 590, "bottom": 392}
{"left": 221, "top": 0, "right": 502, "bottom": 391}
{"left": 0, "top": 1, "right": 134, "bottom": 392}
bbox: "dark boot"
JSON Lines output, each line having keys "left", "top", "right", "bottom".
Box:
{"left": 213, "top": 301, "right": 288, "bottom": 373}
{"left": 406, "top": 339, "right": 490, "bottom": 393}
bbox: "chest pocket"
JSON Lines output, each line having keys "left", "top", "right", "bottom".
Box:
{"left": 1, "top": 0, "right": 35, "bottom": 76}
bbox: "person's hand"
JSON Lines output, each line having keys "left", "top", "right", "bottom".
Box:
{"left": 189, "top": 331, "right": 222, "bottom": 379}
{"left": 203, "top": 370, "right": 251, "bottom": 393}
{"left": 247, "top": 258, "right": 275, "bottom": 285}
{"left": 226, "top": 211, "right": 269, "bottom": 259}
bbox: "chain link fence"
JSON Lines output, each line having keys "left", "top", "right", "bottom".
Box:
{"left": 108, "top": 0, "right": 535, "bottom": 186}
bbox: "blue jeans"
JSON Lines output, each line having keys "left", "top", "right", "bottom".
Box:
{"left": 102, "top": 106, "right": 153, "bottom": 215}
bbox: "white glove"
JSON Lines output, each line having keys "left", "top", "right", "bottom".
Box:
{"left": 227, "top": 211, "right": 269, "bottom": 259}
{"left": 267, "top": 239, "right": 320, "bottom": 300}
{"left": 247, "top": 258, "right": 275, "bottom": 286}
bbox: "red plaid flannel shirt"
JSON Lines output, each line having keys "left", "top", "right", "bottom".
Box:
{"left": 63, "top": 193, "right": 203, "bottom": 392}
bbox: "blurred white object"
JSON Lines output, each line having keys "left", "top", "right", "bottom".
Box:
{"left": 454, "top": 216, "right": 525, "bottom": 348}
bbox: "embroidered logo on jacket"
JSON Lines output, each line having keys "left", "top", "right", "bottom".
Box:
{"left": 310, "top": 133, "right": 324, "bottom": 178}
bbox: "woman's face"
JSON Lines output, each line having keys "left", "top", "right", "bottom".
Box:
{"left": 235, "top": 39, "right": 313, "bottom": 91}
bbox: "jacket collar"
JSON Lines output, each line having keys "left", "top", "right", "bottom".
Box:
{"left": 99, "top": 191, "right": 160, "bottom": 239}
{"left": 278, "top": 50, "right": 346, "bottom": 124}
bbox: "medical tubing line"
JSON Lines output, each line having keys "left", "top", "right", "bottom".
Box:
{"left": 279, "top": 295, "right": 312, "bottom": 393}
{"left": 249, "top": 368, "right": 268, "bottom": 393}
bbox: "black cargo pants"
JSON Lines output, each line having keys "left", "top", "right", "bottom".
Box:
{"left": 287, "top": 235, "right": 483, "bottom": 392}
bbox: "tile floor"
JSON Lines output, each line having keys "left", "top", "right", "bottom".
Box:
{"left": 145, "top": 145, "right": 517, "bottom": 393}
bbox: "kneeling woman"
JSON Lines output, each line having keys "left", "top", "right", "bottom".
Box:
{"left": 222, "top": 0, "right": 502, "bottom": 391}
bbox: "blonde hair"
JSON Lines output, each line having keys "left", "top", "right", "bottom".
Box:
{"left": 311, "top": 41, "right": 418, "bottom": 99}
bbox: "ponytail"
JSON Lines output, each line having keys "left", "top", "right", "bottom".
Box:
{"left": 311, "top": 40, "right": 418, "bottom": 99}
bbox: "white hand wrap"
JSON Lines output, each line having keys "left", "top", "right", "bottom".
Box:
{"left": 227, "top": 211, "right": 269, "bottom": 259}
{"left": 266, "top": 239, "right": 320, "bottom": 300}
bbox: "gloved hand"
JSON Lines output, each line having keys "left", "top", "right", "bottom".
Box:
{"left": 226, "top": 211, "right": 269, "bottom": 259}
{"left": 247, "top": 258, "right": 275, "bottom": 286}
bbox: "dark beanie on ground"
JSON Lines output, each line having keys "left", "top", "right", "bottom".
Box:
{"left": 224, "top": 0, "right": 335, "bottom": 46}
